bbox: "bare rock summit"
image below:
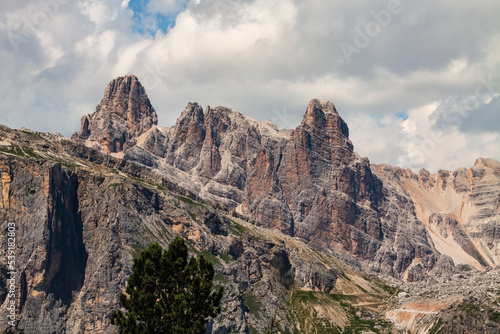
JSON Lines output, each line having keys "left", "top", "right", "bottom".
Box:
{"left": 72, "top": 75, "right": 158, "bottom": 154}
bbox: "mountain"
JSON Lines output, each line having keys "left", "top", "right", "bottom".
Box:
{"left": 75, "top": 75, "right": 496, "bottom": 282}
{"left": 72, "top": 75, "right": 158, "bottom": 154}
{"left": 0, "top": 125, "right": 397, "bottom": 333}
{"left": 1, "top": 75, "right": 499, "bottom": 333}
{"left": 373, "top": 160, "right": 500, "bottom": 272}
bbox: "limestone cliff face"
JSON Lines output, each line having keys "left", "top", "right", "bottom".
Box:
{"left": 277, "top": 99, "right": 384, "bottom": 256}
{"left": 372, "top": 158, "right": 500, "bottom": 271}
{"left": 0, "top": 157, "right": 88, "bottom": 333}
{"left": 72, "top": 75, "right": 158, "bottom": 154}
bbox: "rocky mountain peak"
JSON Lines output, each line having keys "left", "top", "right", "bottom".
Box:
{"left": 170, "top": 102, "right": 205, "bottom": 148}
{"left": 474, "top": 157, "right": 500, "bottom": 170}
{"left": 99, "top": 75, "right": 158, "bottom": 128}
{"left": 177, "top": 102, "right": 204, "bottom": 123}
{"left": 67, "top": 76, "right": 499, "bottom": 282}
{"left": 295, "top": 99, "right": 353, "bottom": 157}
{"left": 174, "top": 103, "right": 204, "bottom": 133}
{"left": 301, "top": 99, "right": 350, "bottom": 140}
{"left": 72, "top": 75, "right": 158, "bottom": 154}
{"left": 205, "top": 105, "right": 244, "bottom": 126}
{"left": 308, "top": 98, "right": 338, "bottom": 115}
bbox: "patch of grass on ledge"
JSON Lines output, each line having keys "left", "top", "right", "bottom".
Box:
{"left": 180, "top": 196, "right": 204, "bottom": 206}
{"left": 248, "top": 327, "right": 259, "bottom": 334}
{"left": 200, "top": 251, "right": 221, "bottom": 266}
{"left": 0, "top": 145, "right": 80, "bottom": 168}
{"left": 219, "top": 254, "right": 233, "bottom": 263}
{"left": 428, "top": 317, "right": 445, "bottom": 334}
{"left": 47, "top": 155, "right": 80, "bottom": 168}
{"left": 23, "top": 147, "right": 44, "bottom": 159}
{"left": 130, "top": 244, "right": 146, "bottom": 259}
{"left": 242, "top": 291, "right": 263, "bottom": 319}
{"left": 489, "top": 311, "right": 500, "bottom": 323}
{"left": 0, "top": 145, "right": 28, "bottom": 157}
{"left": 228, "top": 220, "right": 245, "bottom": 236}
{"left": 458, "top": 302, "right": 481, "bottom": 318}
{"left": 21, "top": 129, "right": 46, "bottom": 141}
{"left": 214, "top": 273, "right": 229, "bottom": 284}
{"left": 126, "top": 174, "right": 167, "bottom": 192}
{"left": 0, "top": 145, "right": 48, "bottom": 161}
{"left": 370, "top": 277, "right": 400, "bottom": 296}
{"left": 129, "top": 175, "right": 147, "bottom": 184}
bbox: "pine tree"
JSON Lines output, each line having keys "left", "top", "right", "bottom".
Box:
{"left": 111, "top": 236, "right": 224, "bottom": 334}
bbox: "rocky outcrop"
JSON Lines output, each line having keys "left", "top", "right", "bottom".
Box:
{"left": 72, "top": 75, "right": 158, "bottom": 154}
{"left": 390, "top": 266, "right": 500, "bottom": 333}
{"left": 372, "top": 158, "right": 500, "bottom": 270}
{"left": 0, "top": 157, "right": 88, "bottom": 333}
{"left": 277, "top": 99, "right": 383, "bottom": 255}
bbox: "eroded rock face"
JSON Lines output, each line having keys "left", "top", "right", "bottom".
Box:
{"left": 0, "top": 158, "right": 88, "bottom": 333}
{"left": 372, "top": 158, "right": 500, "bottom": 270}
{"left": 72, "top": 75, "right": 158, "bottom": 154}
{"left": 278, "top": 99, "right": 384, "bottom": 255}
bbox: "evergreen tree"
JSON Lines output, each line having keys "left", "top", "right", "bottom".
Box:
{"left": 111, "top": 236, "right": 224, "bottom": 334}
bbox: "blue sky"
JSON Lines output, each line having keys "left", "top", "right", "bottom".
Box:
{"left": 128, "top": 0, "right": 181, "bottom": 34}
{"left": 0, "top": 0, "right": 499, "bottom": 172}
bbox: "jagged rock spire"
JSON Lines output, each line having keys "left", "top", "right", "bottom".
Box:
{"left": 72, "top": 75, "right": 158, "bottom": 153}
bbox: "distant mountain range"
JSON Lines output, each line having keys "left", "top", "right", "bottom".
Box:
{"left": 1, "top": 75, "right": 499, "bottom": 333}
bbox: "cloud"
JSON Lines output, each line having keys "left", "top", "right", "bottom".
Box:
{"left": 77, "top": 0, "right": 120, "bottom": 27}
{"left": 0, "top": 0, "right": 499, "bottom": 172}
{"left": 459, "top": 96, "right": 500, "bottom": 133}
